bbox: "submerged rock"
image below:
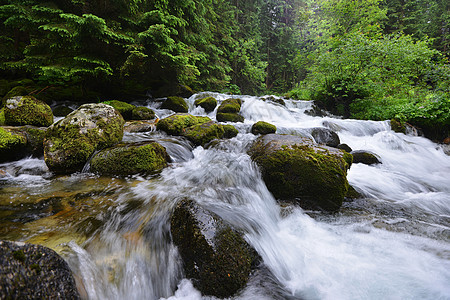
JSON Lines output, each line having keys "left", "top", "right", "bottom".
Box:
{"left": 309, "top": 127, "right": 340, "bottom": 147}
{"left": 350, "top": 150, "right": 381, "bottom": 165}
{"left": 90, "top": 142, "right": 170, "bottom": 175}
{"left": 171, "top": 199, "right": 259, "bottom": 298}
{"left": 251, "top": 121, "right": 277, "bottom": 135}
{"left": 44, "top": 103, "right": 125, "bottom": 174}
{"left": 194, "top": 96, "right": 217, "bottom": 112}
{"left": 249, "top": 134, "right": 352, "bottom": 211}
{"left": 161, "top": 96, "right": 189, "bottom": 113}
{"left": 4, "top": 96, "right": 53, "bottom": 127}
{"left": 0, "top": 240, "right": 80, "bottom": 299}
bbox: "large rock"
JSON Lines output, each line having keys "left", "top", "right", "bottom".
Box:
{"left": 157, "top": 114, "right": 238, "bottom": 146}
{"left": 161, "top": 96, "right": 189, "bottom": 113}
{"left": 249, "top": 134, "right": 353, "bottom": 211}
{"left": 216, "top": 98, "right": 243, "bottom": 123}
{"left": 0, "top": 127, "right": 27, "bottom": 163}
{"left": 171, "top": 200, "right": 259, "bottom": 298}
{"left": 4, "top": 96, "right": 53, "bottom": 127}
{"left": 251, "top": 121, "right": 277, "bottom": 135}
{"left": 130, "top": 106, "right": 156, "bottom": 120}
{"left": 309, "top": 127, "right": 340, "bottom": 147}
{"left": 90, "top": 142, "right": 170, "bottom": 175}
{"left": 350, "top": 150, "right": 381, "bottom": 165}
{"left": 44, "top": 103, "right": 125, "bottom": 174}
{"left": 194, "top": 96, "right": 217, "bottom": 112}
{"left": 0, "top": 240, "right": 80, "bottom": 299}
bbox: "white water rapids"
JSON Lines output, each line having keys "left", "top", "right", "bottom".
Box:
{"left": 1, "top": 92, "right": 449, "bottom": 299}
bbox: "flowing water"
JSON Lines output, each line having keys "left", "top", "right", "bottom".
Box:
{"left": 1, "top": 92, "right": 449, "bottom": 299}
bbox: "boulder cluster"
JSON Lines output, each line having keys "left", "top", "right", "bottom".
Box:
{"left": 0, "top": 94, "right": 387, "bottom": 298}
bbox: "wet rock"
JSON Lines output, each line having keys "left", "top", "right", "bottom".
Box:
{"left": 345, "top": 185, "right": 362, "bottom": 201}
{"left": 183, "top": 121, "right": 227, "bottom": 146}
{"left": 251, "top": 121, "right": 277, "bottom": 135}
{"left": 0, "top": 240, "right": 80, "bottom": 299}
{"left": 44, "top": 103, "right": 125, "bottom": 174}
{"left": 194, "top": 96, "right": 217, "bottom": 112}
{"left": 249, "top": 134, "right": 352, "bottom": 211}
{"left": 310, "top": 127, "right": 340, "bottom": 147}
{"left": 0, "top": 127, "right": 28, "bottom": 163}
{"left": 223, "top": 124, "right": 239, "bottom": 138}
{"left": 305, "top": 103, "right": 328, "bottom": 117}
{"left": 337, "top": 143, "right": 352, "bottom": 153}
{"left": 171, "top": 199, "right": 259, "bottom": 298}
{"left": 350, "top": 150, "right": 381, "bottom": 165}
{"left": 216, "top": 98, "right": 243, "bottom": 123}
{"left": 4, "top": 96, "right": 53, "bottom": 127}
{"left": 124, "top": 120, "right": 156, "bottom": 133}
{"left": 161, "top": 96, "right": 189, "bottom": 113}
{"left": 261, "top": 96, "right": 285, "bottom": 106}
{"left": 102, "top": 100, "right": 135, "bottom": 120}
{"left": 156, "top": 114, "right": 211, "bottom": 136}
{"left": 130, "top": 106, "right": 155, "bottom": 120}
{"left": 90, "top": 142, "right": 170, "bottom": 175}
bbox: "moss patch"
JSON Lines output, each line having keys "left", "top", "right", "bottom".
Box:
{"left": 223, "top": 124, "right": 239, "bottom": 138}
{"left": 131, "top": 106, "right": 156, "bottom": 120}
{"left": 161, "top": 96, "right": 189, "bottom": 113}
{"left": 251, "top": 121, "right": 276, "bottom": 135}
{"left": 0, "top": 109, "right": 5, "bottom": 125}
{"left": 156, "top": 114, "right": 211, "bottom": 136}
{"left": 217, "top": 98, "right": 242, "bottom": 114}
{"left": 0, "top": 127, "right": 28, "bottom": 163}
{"left": 194, "top": 96, "right": 217, "bottom": 112}
{"left": 183, "top": 121, "right": 226, "bottom": 146}
{"left": 4, "top": 96, "right": 53, "bottom": 127}
{"left": 90, "top": 142, "right": 169, "bottom": 175}
{"left": 216, "top": 112, "right": 244, "bottom": 123}
{"left": 102, "top": 100, "right": 135, "bottom": 120}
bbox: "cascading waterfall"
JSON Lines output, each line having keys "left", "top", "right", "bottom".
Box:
{"left": 0, "top": 92, "right": 449, "bottom": 299}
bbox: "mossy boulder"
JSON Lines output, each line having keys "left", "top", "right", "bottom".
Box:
{"left": 183, "top": 121, "right": 226, "bottom": 146}
{"left": 249, "top": 134, "right": 353, "bottom": 211}
{"left": 337, "top": 143, "right": 352, "bottom": 153}
{"left": 161, "top": 96, "right": 189, "bottom": 113}
{"left": 216, "top": 112, "right": 244, "bottom": 123}
{"left": 0, "top": 127, "right": 28, "bottom": 163}
{"left": 310, "top": 127, "right": 340, "bottom": 147}
{"left": 131, "top": 106, "right": 156, "bottom": 120}
{"left": 223, "top": 124, "right": 239, "bottom": 138}
{"left": 194, "top": 96, "right": 217, "bottom": 112}
{"left": 102, "top": 100, "right": 135, "bottom": 120}
{"left": 390, "top": 118, "right": 406, "bottom": 134}
{"left": 350, "top": 150, "right": 381, "bottom": 165}
{"left": 217, "top": 98, "right": 242, "bottom": 114}
{"left": 0, "top": 240, "right": 80, "bottom": 299}
{"left": 44, "top": 103, "right": 125, "bottom": 174}
{"left": 124, "top": 120, "right": 155, "bottom": 133}
{"left": 0, "top": 109, "right": 5, "bottom": 125}
{"left": 4, "top": 96, "right": 53, "bottom": 127}
{"left": 156, "top": 114, "right": 211, "bottom": 136}
{"left": 90, "top": 142, "right": 170, "bottom": 175}
{"left": 1, "top": 85, "right": 34, "bottom": 108}
{"left": 171, "top": 199, "right": 259, "bottom": 298}
{"left": 251, "top": 121, "right": 277, "bottom": 135}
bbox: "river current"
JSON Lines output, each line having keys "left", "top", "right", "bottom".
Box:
{"left": 1, "top": 92, "right": 449, "bottom": 299}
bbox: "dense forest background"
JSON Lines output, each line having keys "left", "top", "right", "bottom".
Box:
{"left": 0, "top": 0, "right": 449, "bottom": 139}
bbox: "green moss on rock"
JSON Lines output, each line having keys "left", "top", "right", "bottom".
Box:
{"left": 171, "top": 199, "right": 259, "bottom": 298}
{"left": 251, "top": 121, "right": 276, "bottom": 135}
{"left": 156, "top": 114, "right": 211, "bottom": 136}
{"left": 223, "top": 124, "right": 239, "bottom": 138}
{"left": 0, "top": 127, "right": 28, "bottom": 163}
{"left": 102, "top": 100, "right": 135, "bottom": 120}
{"left": 90, "top": 142, "right": 169, "bottom": 175}
{"left": 183, "top": 121, "right": 226, "bottom": 146}
{"left": 249, "top": 134, "right": 351, "bottom": 211}
{"left": 390, "top": 118, "right": 406, "bottom": 134}
{"left": 194, "top": 96, "right": 217, "bottom": 112}
{"left": 0, "top": 109, "right": 5, "bottom": 125}
{"left": 161, "top": 96, "right": 189, "bottom": 113}
{"left": 131, "top": 106, "right": 156, "bottom": 120}
{"left": 4, "top": 96, "right": 53, "bottom": 127}
{"left": 217, "top": 98, "right": 242, "bottom": 114}
{"left": 216, "top": 112, "right": 244, "bottom": 123}
{"left": 44, "top": 103, "right": 125, "bottom": 174}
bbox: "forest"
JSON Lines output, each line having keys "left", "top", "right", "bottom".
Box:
{"left": 0, "top": 0, "right": 449, "bottom": 140}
